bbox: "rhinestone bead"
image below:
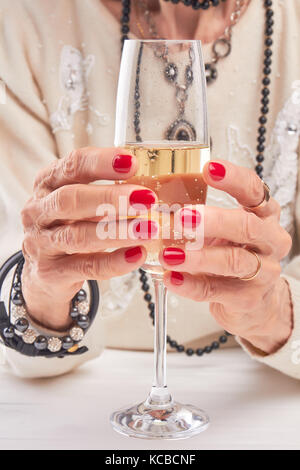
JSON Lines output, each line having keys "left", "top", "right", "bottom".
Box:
{"left": 23, "top": 329, "right": 37, "bottom": 344}
{"left": 165, "top": 63, "right": 178, "bottom": 81}
{"left": 11, "top": 305, "right": 27, "bottom": 321}
{"left": 77, "top": 300, "right": 90, "bottom": 315}
{"left": 48, "top": 337, "right": 62, "bottom": 353}
{"left": 70, "top": 327, "right": 84, "bottom": 342}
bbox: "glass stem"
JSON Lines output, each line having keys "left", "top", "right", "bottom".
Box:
{"left": 146, "top": 274, "right": 173, "bottom": 408}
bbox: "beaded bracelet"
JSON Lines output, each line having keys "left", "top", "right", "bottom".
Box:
{"left": 0, "top": 252, "right": 100, "bottom": 359}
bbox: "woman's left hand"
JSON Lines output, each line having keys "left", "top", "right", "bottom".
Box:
{"left": 161, "top": 160, "right": 293, "bottom": 355}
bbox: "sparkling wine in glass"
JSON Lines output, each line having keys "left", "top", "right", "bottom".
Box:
{"left": 111, "top": 40, "right": 210, "bottom": 439}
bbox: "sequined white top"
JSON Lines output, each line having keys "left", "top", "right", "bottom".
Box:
{"left": 0, "top": 0, "right": 300, "bottom": 379}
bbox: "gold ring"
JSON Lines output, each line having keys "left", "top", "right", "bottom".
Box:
{"left": 239, "top": 249, "right": 262, "bottom": 281}
{"left": 243, "top": 181, "right": 271, "bottom": 211}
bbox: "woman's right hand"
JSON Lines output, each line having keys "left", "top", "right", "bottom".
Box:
{"left": 21, "top": 147, "right": 158, "bottom": 331}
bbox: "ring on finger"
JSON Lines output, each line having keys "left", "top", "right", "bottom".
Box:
{"left": 239, "top": 249, "right": 262, "bottom": 281}
{"left": 243, "top": 181, "right": 271, "bottom": 212}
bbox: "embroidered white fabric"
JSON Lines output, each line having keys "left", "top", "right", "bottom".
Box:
{"left": 263, "top": 85, "right": 300, "bottom": 236}
{"left": 208, "top": 84, "right": 300, "bottom": 238}
{"left": 101, "top": 271, "right": 140, "bottom": 318}
{"left": 50, "top": 46, "right": 110, "bottom": 133}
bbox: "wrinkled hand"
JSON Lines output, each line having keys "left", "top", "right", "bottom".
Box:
{"left": 21, "top": 148, "right": 158, "bottom": 330}
{"left": 161, "top": 160, "right": 293, "bottom": 355}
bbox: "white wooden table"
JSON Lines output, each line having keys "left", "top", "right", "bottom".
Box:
{"left": 0, "top": 348, "right": 299, "bottom": 450}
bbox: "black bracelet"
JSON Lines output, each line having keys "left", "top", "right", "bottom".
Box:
{"left": 0, "top": 251, "right": 100, "bottom": 359}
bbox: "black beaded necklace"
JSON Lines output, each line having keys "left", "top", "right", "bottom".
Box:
{"left": 120, "top": 0, "right": 274, "bottom": 356}
{"left": 168, "top": 0, "right": 226, "bottom": 10}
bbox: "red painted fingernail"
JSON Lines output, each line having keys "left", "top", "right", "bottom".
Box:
{"left": 170, "top": 271, "right": 184, "bottom": 286}
{"left": 134, "top": 220, "right": 158, "bottom": 238}
{"left": 163, "top": 247, "right": 185, "bottom": 265}
{"left": 208, "top": 162, "right": 226, "bottom": 181}
{"left": 125, "top": 246, "right": 143, "bottom": 263}
{"left": 112, "top": 154, "right": 133, "bottom": 173}
{"left": 180, "top": 208, "right": 201, "bottom": 228}
{"left": 130, "top": 190, "right": 156, "bottom": 209}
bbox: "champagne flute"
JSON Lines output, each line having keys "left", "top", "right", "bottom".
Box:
{"left": 111, "top": 40, "right": 210, "bottom": 440}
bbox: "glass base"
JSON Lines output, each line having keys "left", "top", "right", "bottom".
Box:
{"left": 110, "top": 400, "right": 209, "bottom": 440}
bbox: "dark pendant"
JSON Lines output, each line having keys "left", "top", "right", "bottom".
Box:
{"left": 166, "top": 119, "right": 196, "bottom": 141}
{"left": 205, "top": 63, "right": 218, "bottom": 85}
{"left": 164, "top": 63, "right": 178, "bottom": 82}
